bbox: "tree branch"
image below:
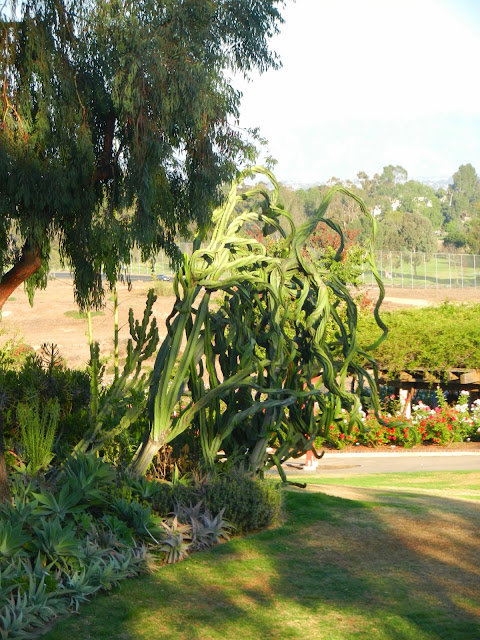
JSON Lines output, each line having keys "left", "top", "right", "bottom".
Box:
{"left": 93, "top": 111, "right": 118, "bottom": 184}
{"left": 0, "top": 243, "right": 42, "bottom": 309}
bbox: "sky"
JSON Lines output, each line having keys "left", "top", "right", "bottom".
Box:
{"left": 233, "top": 0, "right": 480, "bottom": 185}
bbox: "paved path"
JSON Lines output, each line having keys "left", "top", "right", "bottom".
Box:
{"left": 271, "top": 450, "right": 480, "bottom": 477}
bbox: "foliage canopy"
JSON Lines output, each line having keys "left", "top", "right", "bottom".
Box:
{"left": 0, "top": 0, "right": 285, "bottom": 307}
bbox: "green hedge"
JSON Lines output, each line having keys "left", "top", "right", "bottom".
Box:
{"left": 357, "top": 303, "right": 480, "bottom": 375}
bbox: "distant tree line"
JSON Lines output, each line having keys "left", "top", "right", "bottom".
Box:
{"left": 263, "top": 163, "right": 480, "bottom": 256}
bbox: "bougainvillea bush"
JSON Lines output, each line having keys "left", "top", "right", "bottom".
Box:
{"left": 317, "top": 390, "right": 480, "bottom": 449}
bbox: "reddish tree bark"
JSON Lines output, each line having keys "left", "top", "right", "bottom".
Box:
{"left": 0, "top": 244, "right": 42, "bottom": 310}
{"left": 0, "top": 399, "right": 10, "bottom": 504}
{"left": 0, "top": 452, "right": 10, "bottom": 504}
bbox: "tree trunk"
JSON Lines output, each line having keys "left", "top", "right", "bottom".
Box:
{"left": 0, "top": 411, "right": 11, "bottom": 504}
{"left": 0, "top": 244, "right": 42, "bottom": 310}
{"left": 0, "top": 454, "right": 10, "bottom": 504}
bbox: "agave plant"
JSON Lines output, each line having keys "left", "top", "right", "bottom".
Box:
{"left": 31, "top": 518, "right": 82, "bottom": 568}
{"left": 200, "top": 508, "right": 234, "bottom": 545}
{"left": 108, "top": 498, "right": 163, "bottom": 543}
{"left": 60, "top": 451, "right": 116, "bottom": 505}
{"left": 33, "top": 484, "right": 85, "bottom": 520}
{"left": 127, "top": 166, "right": 386, "bottom": 479}
{"left": 0, "top": 522, "right": 29, "bottom": 559}
{"left": 159, "top": 517, "right": 193, "bottom": 564}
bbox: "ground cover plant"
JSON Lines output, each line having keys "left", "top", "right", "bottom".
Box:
{"left": 42, "top": 473, "right": 480, "bottom": 640}
{"left": 0, "top": 453, "right": 281, "bottom": 637}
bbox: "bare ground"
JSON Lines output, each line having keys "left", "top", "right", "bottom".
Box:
{"left": 0, "top": 278, "right": 176, "bottom": 370}
{"left": 364, "top": 284, "right": 480, "bottom": 311}
{"left": 1, "top": 279, "right": 480, "bottom": 369}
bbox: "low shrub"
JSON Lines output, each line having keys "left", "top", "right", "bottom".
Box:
{"left": 148, "top": 471, "right": 283, "bottom": 533}
{"left": 0, "top": 352, "right": 90, "bottom": 450}
{"left": 200, "top": 471, "right": 283, "bottom": 533}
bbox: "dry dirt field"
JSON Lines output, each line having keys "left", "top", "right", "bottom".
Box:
{"left": 1, "top": 279, "right": 479, "bottom": 369}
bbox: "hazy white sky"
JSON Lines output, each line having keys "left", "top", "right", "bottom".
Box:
{"left": 233, "top": 0, "right": 480, "bottom": 184}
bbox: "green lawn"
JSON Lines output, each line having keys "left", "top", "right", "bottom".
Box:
{"left": 43, "top": 473, "right": 480, "bottom": 640}
{"left": 293, "top": 470, "right": 480, "bottom": 491}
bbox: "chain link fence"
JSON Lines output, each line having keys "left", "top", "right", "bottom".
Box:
{"left": 363, "top": 251, "right": 480, "bottom": 289}
{"left": 49, "top": 245, "right": 480, "bottom": 289}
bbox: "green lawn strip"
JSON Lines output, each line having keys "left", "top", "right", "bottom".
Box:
{"left": 64, "top": 310, "right": 105, "bottom": 319}
{"left": 43, "top": 490, "right": 480, "bottom": 640}
{"left": 293, "top": 471, "right": 480, "bottom": 491}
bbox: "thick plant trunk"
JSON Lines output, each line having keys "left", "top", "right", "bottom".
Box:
{"left": 0, "top": 244, "right": 42, "bottom": 310}
{"left": 128, "top": 437, "right": 164, "bottom": 477}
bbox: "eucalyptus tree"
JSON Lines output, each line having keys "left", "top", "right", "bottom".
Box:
{"left": 0, "top": 0, "right": 285, "bottom": 309}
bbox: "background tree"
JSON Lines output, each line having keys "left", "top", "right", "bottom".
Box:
{"left": 0, "top": 0, "right": 285, "bottom": 309}
{"left": 356, "top": 165, "right": 407, "bottom": 216}
{"left": 396, "top": 180, "right": 443, "bottom": 229}
{"left": 449, "top": 163, "right": 480, "bottom": 221}
{"left": 443, "top": 229, "right": 468, "bottom": 251}
{"left": 467, "top": 219, "right": 480, "bottom": 254}
{"left": 377, "top": 210, "right": 436, "bottom": 272}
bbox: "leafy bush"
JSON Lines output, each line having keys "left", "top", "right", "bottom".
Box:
{"left": 0, "top": 352, "right": 90, "bottom": 451}
{"left": 357, "top": 303, "right": 480, "bottom": 375}
{"left": 148, "top": 470, "right": 283, "bottom": 534}
{"left": 200, "top": 471, "right": 283, "bottom": 533}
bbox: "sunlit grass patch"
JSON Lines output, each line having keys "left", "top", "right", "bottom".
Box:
{"left": 64, "top": 310, "right": 105, "bottom": 319}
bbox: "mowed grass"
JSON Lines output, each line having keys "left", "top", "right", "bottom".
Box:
{"left": 63, "top": 310, "right": 105, "bottom": 319}
{"left": 294, "top": 470, "right": 480, "bottom": 491}
{"left": 43, "top": 474, "right": 480, "bottom": 640}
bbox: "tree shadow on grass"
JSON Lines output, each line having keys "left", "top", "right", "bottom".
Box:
{"left": 43, "top": 490, "right": 480, "bottom": 640}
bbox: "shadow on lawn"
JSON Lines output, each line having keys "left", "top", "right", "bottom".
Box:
{"left": 43, "top": 490, "right": 480, "bottom": 640}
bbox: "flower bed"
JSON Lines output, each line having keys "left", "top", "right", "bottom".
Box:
{"left": 318, "top": 391, "right": 480, "bottom": 449}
